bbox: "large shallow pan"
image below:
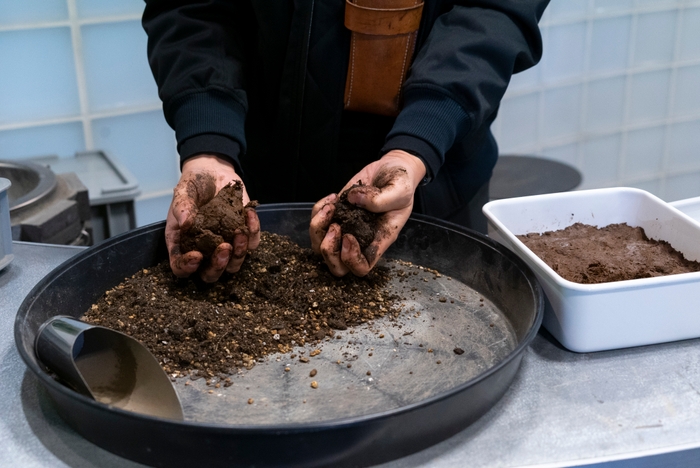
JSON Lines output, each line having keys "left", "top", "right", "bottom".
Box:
{"left": 15, "top": 203, "right": 543, "bottom": 467}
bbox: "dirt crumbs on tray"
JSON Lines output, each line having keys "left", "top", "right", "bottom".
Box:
{"left": 82, "top": 231, "right": 403, "bottom": 377}
{"left": 518, "top": 222, "right": 700, "bottom": 284}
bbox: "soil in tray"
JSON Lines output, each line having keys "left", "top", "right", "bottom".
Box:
{"left": 82, "top": 184, "right": 421, "bottom": 380}
{"left": 83, "top": 231, "right": 406, "bottom": 378}
{"left": 518, "top": 222, "right": 700, "bottom": 284}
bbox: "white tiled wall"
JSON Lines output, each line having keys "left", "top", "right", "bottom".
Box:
{"left": 1, "top": 0, "right": 699, "bottom": 231}
{"left": 493, "top": 0, "right": 700, "bottom": 201}
{"left": 0, "top": 0, "right": 177, "bottom": 227}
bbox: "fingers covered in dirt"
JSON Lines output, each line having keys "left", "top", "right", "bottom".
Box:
{"left": 319, "top": 224, "right": 350, "bottom": 277}
{"left": 340, "top": 149, "right": 426, "bottom": 213}
{"left": 245, "top": 207, "right": 261, "bottom": 249}
{"left": 166, "top": 192, "right": 202, "bottom": 277}
{"left": 200, "top": 243, "right": 233, "bottom": 283}
{"left": 310, "top": 194, "right": 337, "bottom": 254}
{"left": 339, "top": 210, "right": 404, "bottom": 277}
{"left": 317, "top": 150, "right": 425, "bottom": 277}
{"left": 166, "top": 227, "right": 203, "bottom": 278}
{"left": 201, "top": 210, "right": 260, "bottom": 280}
{"left": 166, "top": 153, "right": 255, "bottom": 281}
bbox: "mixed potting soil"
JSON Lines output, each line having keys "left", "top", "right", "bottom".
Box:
{"left": 518, "top": 222, "right": 700, "bottom": 284}
{"left": 82, "top": 231, "right": 405, "bottom": 378}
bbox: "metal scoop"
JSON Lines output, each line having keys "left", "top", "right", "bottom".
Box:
{"left": 35, "top": 316, "right": 183, "bottom": 421}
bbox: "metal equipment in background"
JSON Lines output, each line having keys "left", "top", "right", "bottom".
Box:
{"left": 0, "top": 151, "right": 140, "bottom": 246}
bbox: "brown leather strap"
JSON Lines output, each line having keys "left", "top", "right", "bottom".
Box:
{"left": 344, "top": 0, "right": 424, "bottom": 36}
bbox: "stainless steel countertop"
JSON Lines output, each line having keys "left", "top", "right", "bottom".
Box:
{"left": 2, "top": 241, "right": 700, "bottom": 468}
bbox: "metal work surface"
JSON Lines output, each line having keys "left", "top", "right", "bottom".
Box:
{"left": 3, "top": 242, "right": 700, "bottom": 467}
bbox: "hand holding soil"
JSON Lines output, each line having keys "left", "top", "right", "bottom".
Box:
{"left": 309, "top": 150, "right": 426, "bottom": 277}
{"left": 166, "top": 154, "right": 260, "bottom": 283}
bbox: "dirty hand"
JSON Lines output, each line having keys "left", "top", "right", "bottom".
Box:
{"left": 165, "top": 154, "right": 261, "bottom": 282}
{"left": 309, "top": 149, "right": 426, "bottom": 277}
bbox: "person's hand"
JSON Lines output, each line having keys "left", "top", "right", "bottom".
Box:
{"left": 166, "top": 153, "right": 260, "bottom": 283}
{"left": 309, "top": 150, "right": 426, "bottom": 277}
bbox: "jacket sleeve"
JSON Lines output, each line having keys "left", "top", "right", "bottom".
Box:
{"left": 142, "top": 0, "right": 250, "bottom": 170}
{"left": 381, "top": 0, "right": 549, "bottom": 182}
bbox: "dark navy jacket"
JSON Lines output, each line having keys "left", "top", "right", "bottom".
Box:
{"left": 143, "top": 0, "right": 548, "bottom": 219}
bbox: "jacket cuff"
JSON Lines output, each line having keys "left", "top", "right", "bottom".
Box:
{"left": 381, "top": 135, "right": 438, "bottom": 185}
{"left": 383, "top": 90, "right": 472, "bottom": 183}
{"left": 168, "top": 89, "right": 247, "bottom": 154}
{"left": 179, "top": 134, "right": 243, "bottom": 173}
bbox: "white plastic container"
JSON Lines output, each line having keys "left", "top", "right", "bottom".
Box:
{"left": 671, "top": 196, "right": 700, "bottom": 221}
{"left": 482, "top": 187, "right": 700, "bottom": 352}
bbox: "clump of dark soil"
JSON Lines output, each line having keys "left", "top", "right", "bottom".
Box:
{"left": 82, "top": 231, "right": 401, "bottom": 377}
{"left": 518, "top": 222, "right": 700, "bottom": 284}
{"left": 180, "top": 181, "right": 257, "bottom": 257}
{"left": 331, "top": 183, "right": 382, "bottom": 251}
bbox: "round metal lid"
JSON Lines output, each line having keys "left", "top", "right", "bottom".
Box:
{"left": 0, "top": 159, "right": 57, "bottom": 212}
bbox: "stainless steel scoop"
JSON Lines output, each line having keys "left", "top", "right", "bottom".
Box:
{"left": 35, "top": 316, "right": 183, "bottom": 421}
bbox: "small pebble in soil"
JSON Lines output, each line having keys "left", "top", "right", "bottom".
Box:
{"left": 311, "top": 381, "right": 318, "bottom": 389}
{"left": 309, "top": 369, "right": 317, "bottom": 377}
{"left": 454, "top": 347, "right": 465, "bottom": 355}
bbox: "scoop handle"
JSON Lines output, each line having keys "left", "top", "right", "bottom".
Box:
{"left": 35, "top": 316, "right": 94, "bottom": 398}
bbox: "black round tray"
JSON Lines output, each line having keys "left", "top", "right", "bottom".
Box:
{"left": 15, "top": 203, "right": 543, "bottom": 467}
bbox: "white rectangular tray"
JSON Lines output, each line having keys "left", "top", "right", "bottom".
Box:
{"left": 671, "top": 196, "right": 700, "bottom": 222}
{"left": 483, "top": 187, "right": 700, "bottom": 352}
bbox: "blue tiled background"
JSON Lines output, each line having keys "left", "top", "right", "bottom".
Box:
{"left": 493, "top": 0, "right": 700, "bottom": 202}
{"left": 1, "top": 0, "right": 699, "bottom": 230}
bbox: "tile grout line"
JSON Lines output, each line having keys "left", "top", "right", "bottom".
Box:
{"left": 503, "top": 55, "right": 700, "bottom": 101}
{"left": 615, "top": 6, "right": 633, "bottom": 185}
{"left": 576, "top": 0, "right": 594, "bottom": 176}
{"left": 66, "top": 0, "right": 93, "bottom": 150}
{"left": 658, "top": 6, "right": 686, "bottom": 199}
{"left": 538, "top": 1, "right": 700, "bottom": 28}
{"left": 0, "top": 103, "right": 164, "bottom": 133}
{"left": 0, "top": 14, "right": 141, "bottom": 33}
